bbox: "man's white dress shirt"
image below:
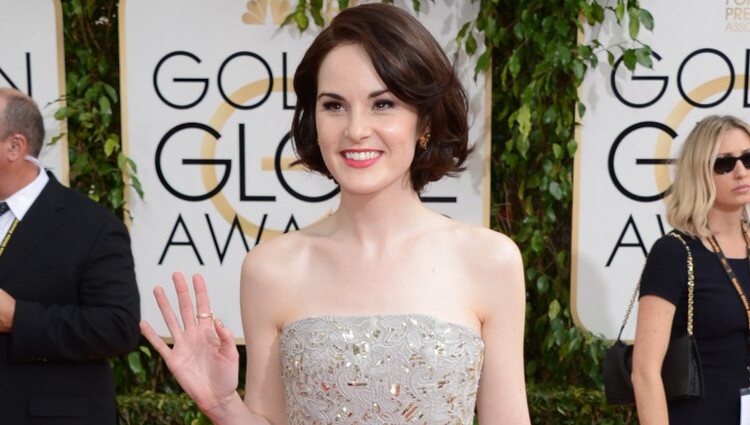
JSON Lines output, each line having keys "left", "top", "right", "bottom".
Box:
{"left": 0, "top": 161, "right": 48, "bottom": 240}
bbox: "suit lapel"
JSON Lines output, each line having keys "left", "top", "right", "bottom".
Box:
{"left": 0, "top": 175, "right": 66, "bottom": 286}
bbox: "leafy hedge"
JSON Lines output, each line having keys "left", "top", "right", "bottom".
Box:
{"left": 116, "top": 386, "right": 637, "bottom": 425}
{"left": 526, "top": 385, "right": 637, "bottom": 425}
{"left": 117, "top": 392, "right": 208, "bottom": 425}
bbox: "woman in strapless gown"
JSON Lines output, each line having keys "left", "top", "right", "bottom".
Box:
{"left": 140, "top": 4, "right": 530, "bottom": 424}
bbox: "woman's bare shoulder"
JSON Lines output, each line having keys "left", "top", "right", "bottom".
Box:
{"left": 440, "top": 221, "right": 524, "bottom": 311}
{"left": 239, "top": 230, "right": 321, "bottom": 328}
{"left": 241, "top": 230, "right": 317, "bottom": 294}
{"left": 246, "top": 229, "right": 306, "bottom": 261}
{"left": 441, "top": 220, "right": 521, "bottom": 264}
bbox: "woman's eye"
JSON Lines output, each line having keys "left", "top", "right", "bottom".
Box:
{"left": 374, "top": 100, "right": 395, "bottom": 110}
{"left": 322, "top": 101, "right": 343, "bottom": 111}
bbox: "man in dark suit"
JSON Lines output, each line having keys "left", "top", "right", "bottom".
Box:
{"left": 0, "top": 88, "right": 140, "bottom": 424}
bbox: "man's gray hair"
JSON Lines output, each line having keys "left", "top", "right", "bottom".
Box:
{"left": 0, "top": 88, "right": 45, "bottom": 157}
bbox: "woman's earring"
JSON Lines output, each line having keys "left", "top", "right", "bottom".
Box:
{"left": 418, "top": 132, "right": 431, "bottom": 149}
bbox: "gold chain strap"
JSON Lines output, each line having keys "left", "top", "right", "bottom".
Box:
{"left": 670, "top": 233, "right": 695, "bottom": 336}
{"left": 617, "top": 232, "right": 694, "bottom": 339}
{"left": 619, "top": 277, "right": 641, "bottom": 337}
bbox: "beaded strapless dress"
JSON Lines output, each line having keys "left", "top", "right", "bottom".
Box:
{"left": 279, "top": 314, "right": 484, "bottom": 424}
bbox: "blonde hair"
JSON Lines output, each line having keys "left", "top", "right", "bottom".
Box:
{"left": 667, "top": 115, "right": 750, "bottom": 236}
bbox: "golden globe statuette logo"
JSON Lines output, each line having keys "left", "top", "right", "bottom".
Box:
{"left": 242, "top": 0, "right": 360, "bottom": 26}
{"left": 201, "top": 77, "right": 337, "bottom": 241}
{"left": 242, "top": 0, "right": 291, "bottom": 25}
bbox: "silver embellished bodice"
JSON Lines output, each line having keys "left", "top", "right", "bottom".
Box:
{"left": 280, "top": 314, "right": 484, "bottom": 424}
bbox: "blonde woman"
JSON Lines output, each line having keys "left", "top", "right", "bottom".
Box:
{"left": 632, "top": 115, "right": 750, "bottom": 424}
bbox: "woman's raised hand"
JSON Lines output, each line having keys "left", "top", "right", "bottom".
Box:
{"left": 140, "top": 272, "right": 240, "bottom": 413}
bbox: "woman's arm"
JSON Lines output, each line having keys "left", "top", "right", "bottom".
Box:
{"left": 632, "top": 295, "right": 676, "bottom": 425}
{"left": 475, "top": 235, "right": 531, "bottom": 424}
{"left": 140, "top": 273, "right": 271, "bottom": 425}
{"left": 240, "top": 249, "right": 289, "bottom": 424}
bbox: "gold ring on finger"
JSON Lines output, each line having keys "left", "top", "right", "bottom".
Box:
{"left": 196, "top": 311, "right": 214, "bottom": 320}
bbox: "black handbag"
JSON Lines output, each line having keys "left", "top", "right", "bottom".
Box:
{"left": 603, "top": 232, "right": 704, "bottom": 404}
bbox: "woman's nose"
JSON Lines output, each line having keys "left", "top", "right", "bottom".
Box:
{"left": 733, "top": 158, "right": 749, "bottom": 177}
{"left": 343, "top": 107, "right": 372, "bottom": 141}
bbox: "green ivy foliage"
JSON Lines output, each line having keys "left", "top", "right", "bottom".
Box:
{"left": 56, "top": 0, "right": 141, "bottom": 217}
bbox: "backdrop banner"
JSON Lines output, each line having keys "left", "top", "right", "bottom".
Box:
{"left": 120, "top": 0, "right": 490, "bottom": 341}
{"left": 0, "top": 0, "right": 67, "bottom": 182}
{"left": 573, "top": 0, "right": 750, "bottom": 339}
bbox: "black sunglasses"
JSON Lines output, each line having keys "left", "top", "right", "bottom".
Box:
{"left": 713, "top": 152, "right": 750, "bottom": 174}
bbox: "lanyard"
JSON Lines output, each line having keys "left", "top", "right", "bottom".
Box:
{"left": 0, "top": 218, "right": 18, "bottom": 258}
{"left": 706, "top": 232, "right": 750, "bottom": 382}
{"left": 707, "top": 233, "right": 750, "bottom": 329}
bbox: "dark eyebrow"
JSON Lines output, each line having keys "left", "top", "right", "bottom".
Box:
{"left": 317, "top": 89, "right": 391, "bottom": 101}
{"left": 368, "top": 89, "right": 390, "bottom": 98}
{"left": 317, "top": 92, "right": 344, "bottom": 100}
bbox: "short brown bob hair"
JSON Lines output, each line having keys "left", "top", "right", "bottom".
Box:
{"left": 291, "top": 3, "right": 471, "bottom": 193}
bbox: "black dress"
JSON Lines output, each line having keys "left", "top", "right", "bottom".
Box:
{"left": 640, "top": 231, "right": 750, "bottom": 424}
